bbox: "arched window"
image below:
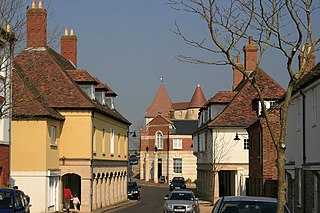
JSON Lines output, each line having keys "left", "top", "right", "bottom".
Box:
{"left": 156, "top": 131, "right": 163, "bottom": 149}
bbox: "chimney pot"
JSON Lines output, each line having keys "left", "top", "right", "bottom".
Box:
{"left": 38, "top": 0, "right": 42, "bottom": 8}
{"left": 6, "top": 24, "right": 10, "bottom": 32}
{"left": 70, "top": 28, "right": 74, "bottom": 36}
{"left": 249, "top": 36, "right": 253, "bottom": 44}
{"left": 64, "top": 28, "right": 68, "bottom": 36}
{"left": 32, "top": 1, "right": 36, "bottom": 8}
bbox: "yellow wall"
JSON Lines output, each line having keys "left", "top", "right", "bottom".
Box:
{"left": 93, "top": 112, "right": 128, "bottom": 161}
{"left": 59, "top": 110, "right": 92, "bottom": 158}
{"left": 58, "top": 110, "right": 128, "bottom": 161}
{"left": 11, "top": 119, "right": 60, "bottom": 171}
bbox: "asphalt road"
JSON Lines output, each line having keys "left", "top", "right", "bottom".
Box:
{"left": 108, "top": 185, "right": 169, "bottom": 213}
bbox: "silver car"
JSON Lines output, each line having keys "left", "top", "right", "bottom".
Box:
{"left": 212, "top": 196, "right": 291, "bottom": 213}
{"left": 163, "top": 189, "right": 199, "bottom": 213}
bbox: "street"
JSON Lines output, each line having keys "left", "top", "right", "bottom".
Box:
{"left": 105, "top": 182, "right": 213, "bottom": 213}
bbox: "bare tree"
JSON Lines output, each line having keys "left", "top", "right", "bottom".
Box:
{"left": 168, "top": 0, "right": 320, "bottom": 212}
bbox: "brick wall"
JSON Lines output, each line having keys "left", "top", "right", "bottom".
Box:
{"left": 0, "top": 144, "right": 10, "bottom": 187}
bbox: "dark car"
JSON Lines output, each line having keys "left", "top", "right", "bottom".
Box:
{"left": 129, "top": 155, "right": 139, "bottom": 165}
{"left": 169, "top": 177, "right": 186, "bottom": 191}
{"left": 212, "top": 196, "right": 291, "bottom": 213}
{"left": 0, "top": 188, "right": 31, "bottom": 213}
{"left": 127, "top": 181, "right": 140, "bottom": 200}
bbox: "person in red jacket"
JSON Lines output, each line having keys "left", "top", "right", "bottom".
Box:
{"left": 64, "top": 185, "right": 73, "bottom": 213}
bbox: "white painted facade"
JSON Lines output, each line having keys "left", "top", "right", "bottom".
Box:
{"left": 285, "top": 67, "right": 320, "bottom": 212}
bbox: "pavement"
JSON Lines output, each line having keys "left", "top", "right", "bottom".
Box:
{"left": 92, "top": 179, "right": 213, "bottom": 213}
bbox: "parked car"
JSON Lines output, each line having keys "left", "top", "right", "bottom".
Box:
{"left": 169, "top": 177, "right": 186, "bottom": 191}
{"left": 212, "top": 196, "right": 291, "bottom": 213}
{"left": 163, "top": 189, "right": 199, "bottom": 213}
{"left": 129, "top": 155, "right": 139, "bottom": 165}
{"left": 127, "top": 181, "right": 141, "bottom": 200}
{"left": 0, "top": 188, "right": 31, "bottom": 213}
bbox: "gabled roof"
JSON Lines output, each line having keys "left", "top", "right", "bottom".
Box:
{"left": 208, "top": 68, "right": 285, "bottom": 127}
{"left": 172, "top": 120, "right": 198, "bottom": 135}
{"left": 206, "top": 91, "right": 237, "bottom": 105}
{"left": 13, "top": 47, "right": 130, "bottom": 124}
{"left": 148, "top": 114, "right": 172, "bottom": 126}
{"left": 145, "top": 83, "right": 172, "bottom": 118}
{"left": 189, "top": 84, "right": 206, "bottom": 108}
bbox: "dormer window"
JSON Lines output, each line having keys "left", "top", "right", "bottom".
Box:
{"left": 105, "top": 97, "right": 114, "bottom": 109}
{"left": 258, "top": 100, "right": 276, "bottom": 116}
{"left": 80, "top": 84, "right": 95, "bottom": 100}
{"left": 95, "top": 90, "right": 106, "bottom": 105}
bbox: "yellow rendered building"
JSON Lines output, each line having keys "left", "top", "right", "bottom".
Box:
{"left": 11, "top": 2, "right": 130, "bottom": 212}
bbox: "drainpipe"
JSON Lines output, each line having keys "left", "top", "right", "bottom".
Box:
{"left": 90, "top": 112, "right": 95, "bottom": 211}
{"left": 259, "top": 129, "right": 263, "bottom": 196}
{"left": 300, "top": 90, "right": 306, "bottom": 213}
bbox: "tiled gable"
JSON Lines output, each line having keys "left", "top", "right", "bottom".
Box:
{"left": 208, "top": 68, "right": 285, "bottom": 127}
{"left": 67, "top": 70, "right": 98, "bottom": 84}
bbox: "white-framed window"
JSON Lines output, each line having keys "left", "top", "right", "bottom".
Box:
{"left": 312, "top": 88, "right": 318, "bottom": 126}
{"left": 102, "top": 129, "right": 106, "bottom": 154}
{"left": 314, "top": 174, "right": 318, "bottom": 213}
{"left": 173, "top": 138, "right": 182, "bottom": 149}
{"left": 110, "top": 128, "right": 114, "bottom": 155}
{"left": 244, "top": 139, "right": 249, "bottom": 150}
{"left": 156, "top": 131, "right": 163, "bottom": 149}
{"left": 50, "top": 126, "right": 57, "bottom": 145}
{"left": 173, "top": 158, "right": 182, "bottom": 173}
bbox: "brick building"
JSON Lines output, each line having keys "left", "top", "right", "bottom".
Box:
{"left": 140, "top": 83, "right": 205, "bottom": 183}
{"left": 247, "top": 109, "right": 280, "bottom": 198}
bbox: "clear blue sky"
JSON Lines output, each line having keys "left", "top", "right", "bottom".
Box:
{"left": 41, "top": 1, "right": 293, "bottom": 129}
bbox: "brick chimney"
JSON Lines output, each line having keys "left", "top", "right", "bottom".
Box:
{"left": 232, "top": 55, "right": 244, "bottom": 90}
{"left": 61, "top": 28, "right": 77, "bottom": 67}
{"left": 26, "top": 0, "right": 47, "bottom": 48}
{"left": 299, "top": 45, "right": 316, "bottom": 74}
{"left": 244, "top": 36, "right": 258, "bottom": 72}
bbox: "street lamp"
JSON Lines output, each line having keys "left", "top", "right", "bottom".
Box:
{"left": 234, "top": 132, "right": 248, "bottom": 141}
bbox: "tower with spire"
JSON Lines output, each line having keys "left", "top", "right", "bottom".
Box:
{"left": 140, "top": 82, "right": 206, "bottom": 184}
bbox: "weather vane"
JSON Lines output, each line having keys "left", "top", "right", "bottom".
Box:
{"left": 160, "top": 76, "right": 164, "bottom": 83}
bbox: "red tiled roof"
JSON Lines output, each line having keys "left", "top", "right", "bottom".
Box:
{"left": 208, "top": 68, "right": 285, "bottom": 127}
{"left": 67, "top": 70, "right": 98, "bottom": 85}
{"left": 13, "top": 48, "right": 130, "bottom": 124}
{"left": 207, "top": 91, "right": 237, "bottom": 104}
{"left": 12, "top": 63, "right": 64, "bottom": 120}
{"left": 145, "top": 84, "right": 172, "bottom": 118}
{"left": 172, "top": 102, "right": 190, "bottom": 110}
{"left": 189, "top": 84, "right": 206, "bottom": 108}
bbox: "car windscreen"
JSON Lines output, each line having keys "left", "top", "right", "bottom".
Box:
{"left": 172, "top": 180, "right": 184, "bottom": 184}
{"left": 220, "top": 201, "right": 289, "bottom": 213}
{"left": 169, "top": 192, "right": 194, "bottom": 201}
{"left": 128, "top": 182, "right": 138, "bottom": 190}
{"left": 0, "top": 191, "right": 13, "bottom": 208}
